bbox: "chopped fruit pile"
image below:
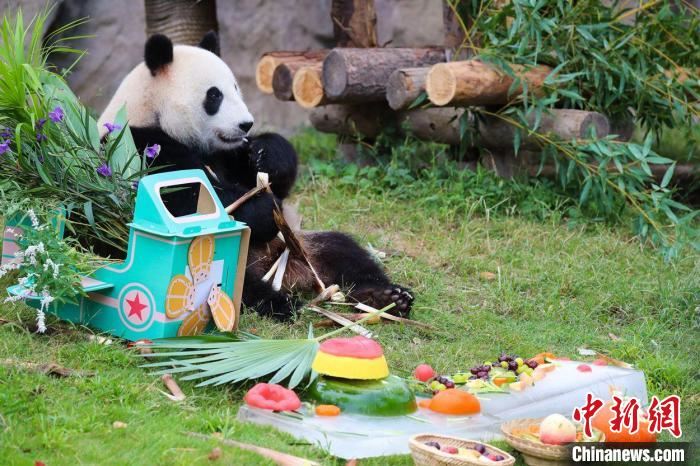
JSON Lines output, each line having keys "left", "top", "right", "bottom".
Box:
{"left": 424, "top": 441, "right": 507, "bottom": 462}
{"left": 411, "top": 352, "right": 557, "bottom": 396}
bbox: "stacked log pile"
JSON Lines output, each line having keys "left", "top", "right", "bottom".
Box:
{"left": 254, "top": 0, "right": 640, "bottom": 178}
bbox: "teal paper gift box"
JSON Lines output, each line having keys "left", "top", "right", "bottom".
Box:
{"left": 3, "top": 169, "right": 250, "bottom": 341}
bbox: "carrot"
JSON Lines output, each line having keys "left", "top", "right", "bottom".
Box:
{"left": 418, "top": 399, "right": 432, "bottom": 409}
{"left": 315, "top": 404, "right": 341, "bottom": 416}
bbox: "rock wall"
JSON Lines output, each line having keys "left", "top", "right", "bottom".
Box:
{"left": 1, "top": 0, "right": 444, "bottom": 132}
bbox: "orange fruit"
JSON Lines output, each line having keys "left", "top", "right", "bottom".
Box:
{"left": 429, "top": 389, "right": 480, "bottom": 415}
{"left": 591, "top": 402, "right": 656, "bottom": 442}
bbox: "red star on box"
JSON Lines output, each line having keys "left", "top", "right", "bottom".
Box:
{"left": 126, "top": 293, "right": 148, "bottom": 321}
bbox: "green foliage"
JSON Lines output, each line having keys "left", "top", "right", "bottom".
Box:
{"left": 446, "top": 0, "right": 699, "bottom": 258}
{"left": 0, "top": 9, "right": 144, "bottom": 254}
{"left": 299, "top": 132, "right": 581, "bottom": 223}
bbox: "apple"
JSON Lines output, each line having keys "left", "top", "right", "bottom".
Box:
{"left": 414, "top": 364, "right": 436, "bottom": 382}
{"left": 539, "top": 414, "right": 577, "bottom": 445}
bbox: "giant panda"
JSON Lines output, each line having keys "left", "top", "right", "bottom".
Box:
{"left": 98, "top": 32, "right": 414, "bottom": 320}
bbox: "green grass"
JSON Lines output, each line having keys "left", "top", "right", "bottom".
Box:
{"left": 1, "top": 132, "right": 698, "bottom": 465}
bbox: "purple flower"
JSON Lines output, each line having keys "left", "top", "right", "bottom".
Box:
{"left": 103, "top": 122, "right": 122, "bottom": 134}
{"left": 0, "top": 140, "right": 10, "bottom": 155}
{"left": 96, "top": 163, "right": 112, "bottom": 177}
{"left": 132, "top": 180, "right": 140, "bottom": 189}
{"left": 36, "top": 133, "right": 47, "bottom": 142}
{"left": 144, "top": 144, "right": 161, "bottom": 159}
{"left": 36, "top": 118, "right": 47, "bottom": 130}
{"left": 48, "top": 106, "right": 64, "bottom": 123}
{"left": 0, "top": 127, "right": 12, "bottom": 139}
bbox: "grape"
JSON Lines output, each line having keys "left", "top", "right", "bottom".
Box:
{"left": 475, "top": 444, "right": 486, "bottom": 454}
{"left": 425, "top": 441, "right": 441, "bottom": 450}
{"left": 508, "top": 361, "right": 518, "bottom": 371}
{"left": 444, "top": 380, "right": 455, "bottom": 389}
{"left": 527, "top": 360, "right": 538, "bottom": 369}
{"left": 469, "top": 375, "right": 477, "bottom": 380}
{"left": 498, "top": 354, "right": 508, "bottom": 362}
{"left": 477, "top": 371, "right": 487, "bottom": 377}
{"left": 470, "top": 367, "right": 479, "bottom": 375}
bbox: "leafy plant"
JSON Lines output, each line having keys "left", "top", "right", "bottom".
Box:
{"left": 0, "top": 9, "right": 145, "bottom": 255}
{"left": 446, "top": 0, "right": 699, "bottom": 258}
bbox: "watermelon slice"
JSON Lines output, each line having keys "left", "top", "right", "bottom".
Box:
{"left": 319, "top": 336, "right": 384, "bottom": 359}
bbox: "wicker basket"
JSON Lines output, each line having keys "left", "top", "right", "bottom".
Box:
{"left": 409, "top": 433, "right": 516, "bottom": 466}
{"left": 500, "top": 418, "right": 570, "bottom": 466}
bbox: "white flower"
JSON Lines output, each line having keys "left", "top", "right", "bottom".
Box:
{"left": 27, "top": 209, "right": 40, "bottom": 228}
{"left": 36, "top": 288, "right": 54, "bottom": 334}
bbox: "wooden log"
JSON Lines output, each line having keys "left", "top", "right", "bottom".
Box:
{"left": 323, "top": 48, "right": 447, "bottom": 102}
{"left": 386, "top": 67, "right": 430, "bottom": 110}
{"left": 255, "top": 51, "right": 328, "bottom": 94}
{"left": 426, "top": 61, "right": 552, "bottom": 106}
{"left": 398, "top": 108, "right": 611, "bottom": 149}
{"left": 309, "top": 104, "right": 392, "bottom": 139}
{"left": 272, "top": 57, "right": 327, "bottom": 101}
{"left": 479, "top": 109, "right": 610, "bottom": 149}
{"left": 331, "top": 0, "right": 378, "bottom": 47}
{"left": 399, "top": 108, "right": 463, "bottom": 145}
{"left": 292, "top": 65, "right": 327, "bottom": 108}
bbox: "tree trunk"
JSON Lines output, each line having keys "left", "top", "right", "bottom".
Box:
{"left": 331, "top": 0, "right": 378, "bottom": 47}
{"left": 293, "top": 65, "right": 328, "bottom": 108}
{"left": 386, "top": 67, "right": 430, "bottom": 110}
{"left": 256, "top": 51, "right": 329, "bottom": 94}
{"left": 443, "top": 0, "right": 470, "bottom": 58}
{"left": 322, "top": 48, "right": 446, "bottom": 102}
{"left": 144, "top": 0, "right": 218, "bottom": 45}
{"left": 426, "top": 61, "right": 551, "bottom": 106}
{"left": 272, "top": 56, "right": 328, "bottom": 101}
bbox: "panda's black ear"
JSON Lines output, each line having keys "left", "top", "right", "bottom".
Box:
{"left": 144, "top": 34, "right": 173, "bottom": 76}
{"left": 198, "top": 31, "right": 220, "bottom": 56}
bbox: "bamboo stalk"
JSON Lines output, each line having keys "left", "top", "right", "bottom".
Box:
{"left": 186, "top": 432, "right": 320, "bottom": 466}
{"left": 224, "top": 184, "right": 270, "bottom": 214}
{"left": 162, "top": 373, "right": 186, "bottom": 401}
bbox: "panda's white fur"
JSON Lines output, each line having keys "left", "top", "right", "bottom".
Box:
{"left": 98, "top": 44, "right": 253, "bottom": 152}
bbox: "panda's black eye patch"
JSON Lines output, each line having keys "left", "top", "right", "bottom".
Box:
{"left": 204, "top": 86, "right": 223, "bottom": 115}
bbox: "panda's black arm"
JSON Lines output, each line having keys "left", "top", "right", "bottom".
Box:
{"left": 248, "top": 133, "right": 298, "bottom": 199}
{"left": 213, "top": 182, "right": 280, "bottom": 244}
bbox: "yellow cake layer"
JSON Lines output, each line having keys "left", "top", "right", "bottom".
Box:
{"left": 312, "top": 352, "right": 389, "bottom": 380}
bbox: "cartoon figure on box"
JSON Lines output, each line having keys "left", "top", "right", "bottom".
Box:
{"left": 2, "top": 169, "right": 250, "bottom": 341}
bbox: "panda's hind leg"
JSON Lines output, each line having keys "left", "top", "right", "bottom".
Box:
{"left": 305, "top": 232, "right": 414, "bottom": 317}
